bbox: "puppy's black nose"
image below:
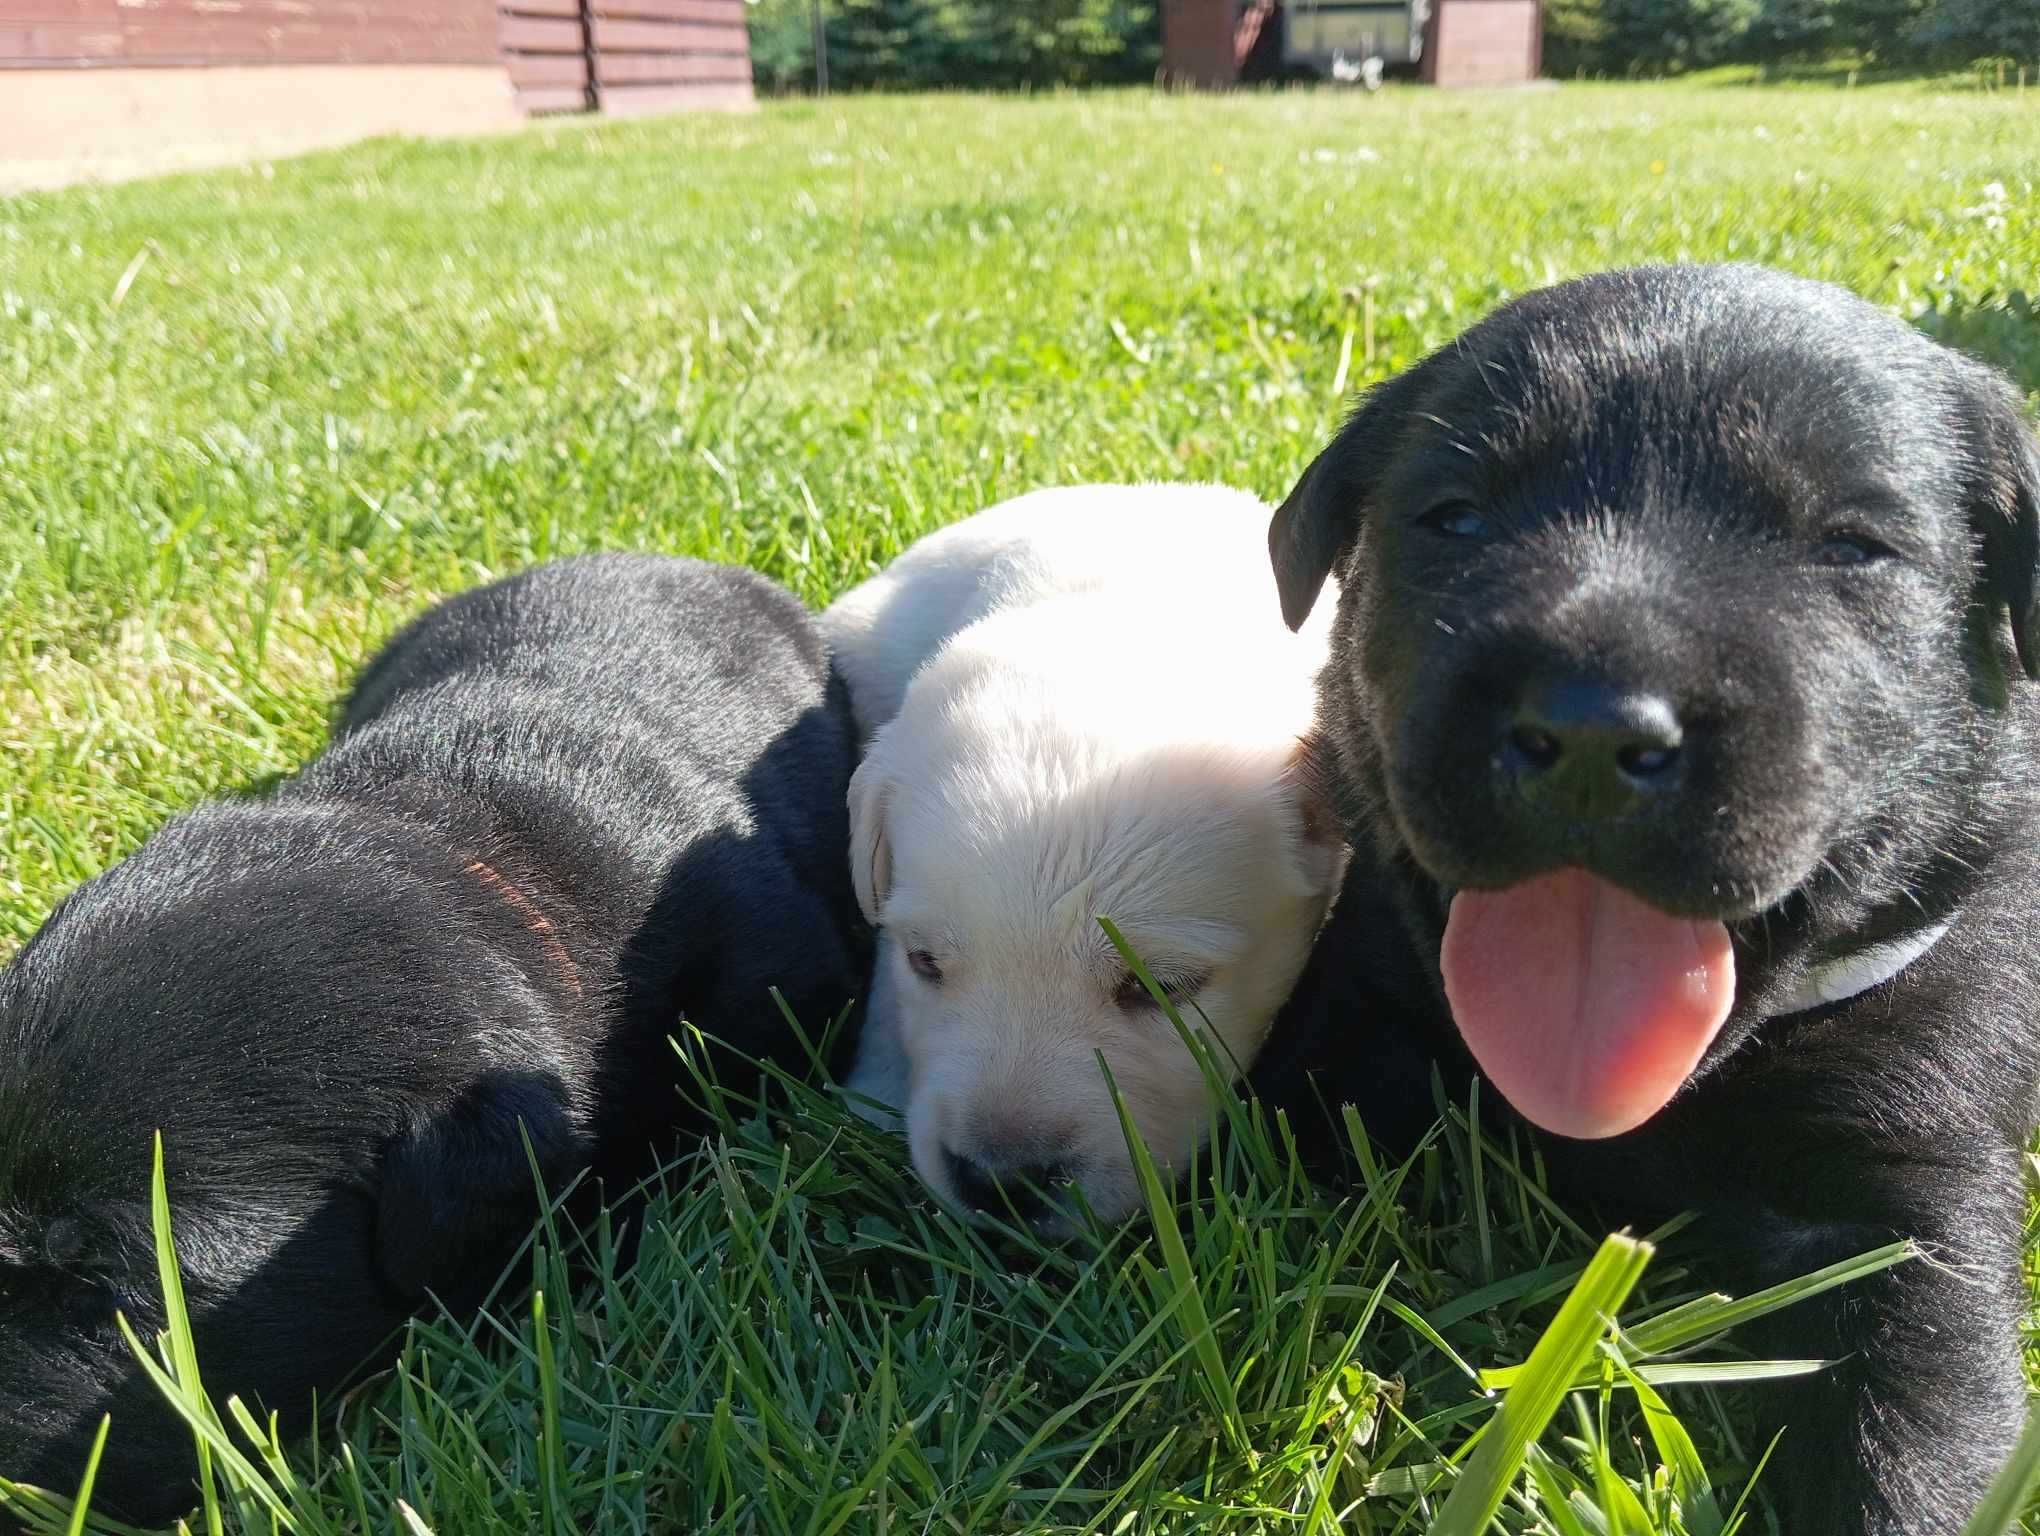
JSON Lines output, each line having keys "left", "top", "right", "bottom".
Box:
{"left": 944, "top": 1148, "right": 1068, "bottom": 1222}
{"left": 1502, "top": 678, "right": 1684, "bottom": 818}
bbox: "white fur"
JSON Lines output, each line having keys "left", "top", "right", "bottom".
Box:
{"left": 822, "top": 484, "right": 1343, "bottom": 1230}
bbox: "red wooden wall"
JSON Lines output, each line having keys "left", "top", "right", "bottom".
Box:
{"left": 1421, "top": 0, "right": 1541, "bottom": 86}
{"left": 499, "top": 0, "right": 753, "bottom": 116}
{"left": 1158, "top": 0, "right": 1242, "bottom": 86}
{"left": 0, "top": 0, "right": 500, "bottom": 68}
{"left": 2, "top": 0, "right": 755, "bottom": 119}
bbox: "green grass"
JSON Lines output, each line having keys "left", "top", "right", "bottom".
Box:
{"left": 1, "top": 77, "right": 2039, "bottom": 1534}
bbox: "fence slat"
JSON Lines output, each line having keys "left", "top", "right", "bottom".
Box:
{"left": 592, "top": 0, "right": 745, "bottom": 22}
{"left": 0, "top": 0, "right": 118, "bottom": 21}
{"left": 596, "top": 50, "right": 748, "bottom": 83}
{"left": 507, "top": 49, "right": 588, "bottom": 85}
{"left": 590, "top": 16, "right": 746, "bottom": 53}
{"left": 0, "top": 22, "right": 123, "bottom": 63}
{"left": 6, "top": 13, "right": 498, "bottom": 66}
{"left": 498, "top": 13, "right": 584, "bottom": 52}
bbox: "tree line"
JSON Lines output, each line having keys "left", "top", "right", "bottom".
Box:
{"left": 744, "top": 0, "right": 2040, "bottom": 92}
{"left": 746, "top": 0, "right": 1159, "bottom": 93}
{"left": 1550, "top": 0, "right": 2040, "bottom": 75}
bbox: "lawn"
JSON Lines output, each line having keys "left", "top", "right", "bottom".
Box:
{"left": 3, "top": 77, "right": 2040, "bottom": 1535}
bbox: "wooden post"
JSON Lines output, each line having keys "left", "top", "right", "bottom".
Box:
{"left": 576, "top": 0, "right": 599, "bottom": 111}
{"left": 1160, "top": 0, "right": 1245, "bottom": 87}
{"left": 810, "top": 0, "right": 829, "bottom": 94}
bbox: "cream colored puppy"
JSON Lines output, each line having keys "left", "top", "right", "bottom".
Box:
{"left": 822, "top": 484, "right": 1343, "bottom": 1232}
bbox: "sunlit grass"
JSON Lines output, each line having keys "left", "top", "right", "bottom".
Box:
{"left": 2, "top": 77, "right": 2038, "bottom": 1532}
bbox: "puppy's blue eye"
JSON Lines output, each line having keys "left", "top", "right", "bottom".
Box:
{"left": 907, "top": 949, "right": 943, "bottom": 983}
{"left": 1417, "top": 502, "right": 1489, "bottom": 540}
{"left": 1815, "top": 533, "right": 1896, "bottom": 567}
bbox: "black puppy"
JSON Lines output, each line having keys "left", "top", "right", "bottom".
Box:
{"left": 0, "top": 554, "right": 866, "bottom": 1522}
{"left": 1265, "top": 265, "right": 2040, "bottom": 1534}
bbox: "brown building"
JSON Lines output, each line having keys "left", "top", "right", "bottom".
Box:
{"left": 1421, "top": 0, "right": 1540, "bottom": 85}
{"left": 1, "top": 0, "right": 754, "bottom": 192}
{"left": 1161, "top": 0, "right": 1541, "bottom": 88}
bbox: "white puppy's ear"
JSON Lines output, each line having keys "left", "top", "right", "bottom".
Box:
{"left": 1279, "top": 732, "right": 1349, "bottom": 898}
{"left": 847, "top": 754, "right": 894, "bottom": 925}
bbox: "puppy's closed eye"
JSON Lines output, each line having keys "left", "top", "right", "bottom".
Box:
{"left": 0, "top": 1264, "right": 127, "bottom": 1333}
{"left": 60, "top": 1281, "right": 125, "bottom": 1333}
{"left": 1813, "top": 530, "right": 1899, "bottom": 567}
{"left": 907, "top": 948, "right": 944, "bottom": 983}
{"left": 1112, "top": 969, "right": 1208, "bottom": 1013}
{"left": 1415, "top": 501, "right": 1492, "bottom": 540}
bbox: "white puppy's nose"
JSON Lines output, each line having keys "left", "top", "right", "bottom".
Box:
{"left": 943, "top": 1145, "right": 1071, "bottom": 1223}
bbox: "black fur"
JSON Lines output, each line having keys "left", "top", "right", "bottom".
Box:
{"left": 1261, "top": 265, "right": 2040, "bottom": 1534}
{"left": 0, "top": 554, "right": 867, "bottom": 1522}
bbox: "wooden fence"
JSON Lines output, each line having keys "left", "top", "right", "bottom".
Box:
{"left": 3, "top": 0, "right": 753, "bottom": 117}
{"left": 1, "top": 0, "right": 500, "bottom": 68}
{"left": 498, "top": 0, "right": 753, "bottom": 116}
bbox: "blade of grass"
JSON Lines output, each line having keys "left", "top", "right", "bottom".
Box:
{"left": 1524, "top": 1445, "right": 1595, "bottom": 1536}
{"left": 1720, "top": 1427, "right": 1788, "bottom": 1536}
{"left": 111, "top": 1316, "right": 300, "bottom": 1529}
{"left": 1103, "top": 1055, "right": 1251, "bottom": 1464}
{"left": 532, "top": 1290, "right": 571, "bottom": 1536}
{"left": 1430, "top": 1233, "right": 1655, "bottom": 1536}
{"left": 1610, "top": 1350, "right": 1724, "bottom": 1535}
{"left": 1959, "top": 1404, "right": 2040, "bottom": 1536}
{"left": 62, "top": 1418, "right": 110, "bottom": 1536}
{"left": 145, "top": 1133, "right": 224, "bottom": 1536}
{"left": 1481, "top": 1355, "right": 1832, "bottom": 1392}
{"left": 1621, "top": 1240, "right": 1914, "bottom": 1357}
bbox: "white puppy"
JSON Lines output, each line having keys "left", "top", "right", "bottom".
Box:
{"left": 822, "top": 484, "right": 1343, "bottom": 1232}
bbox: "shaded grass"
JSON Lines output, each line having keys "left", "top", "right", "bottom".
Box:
{"left": 0, "top": 1048, "right": 1896, "bottom": 1535}
{"left": 2, "top": 78, "right": 2039, "bottom": 1532}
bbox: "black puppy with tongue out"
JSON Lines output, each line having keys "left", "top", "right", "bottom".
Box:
{"left": 1266, "top": 264, "right": 2040, "bottom": 1536}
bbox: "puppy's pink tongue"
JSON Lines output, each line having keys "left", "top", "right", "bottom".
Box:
{"left": 1441, "top": 868, "right": 1735, "bottom": 1140}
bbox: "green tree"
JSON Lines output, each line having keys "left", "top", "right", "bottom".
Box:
{"left": 747, "top": 0, "right": 823, "bottom": 91}
{"left": 1543, "top": 0, "right": 1611, "bottom": 73}
{"left": 1745, "top": 0, "right": 1840, "bottom": 57}
{"left": 745, "top": 0, "right": 1160, "bottom": 91}
{"left": 1915, "top": 0, "right": 2040, "bottom": 63}
{"left": 1600, "top": 0, "right": 1761, "bottom": 70}
{"left": 1831, "top": 0, "right": 1932, "bottom": 59}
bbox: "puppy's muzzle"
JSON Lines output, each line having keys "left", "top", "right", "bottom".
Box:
{"left": 1501, "top": 675, "right": 1687, "bottom": 822}
{"left": 943, "top": 1145, "right": 1075, "bottom": 1226}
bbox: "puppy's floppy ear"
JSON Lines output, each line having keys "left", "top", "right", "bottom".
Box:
{"left": 1962, "top": 365, "right": 2040, "bottom": 680}
{"left": 847, "top": 753, "right": 893, "bottom": 926}
{"left": 375, "top": 1070, "right": 582, "bottom": 1300}
{"left": 1269, "top": 364, "right": 1430, "bottom": 632}
{"left": 1278, "top": 732, "right": 1349, "bottom": 899}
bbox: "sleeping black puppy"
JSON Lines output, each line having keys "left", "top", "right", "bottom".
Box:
{"left": 1263, "top": 265, "right": 2040, "bottom": 1535}
{"left": 0, "top": 554, "right": 866, "bottom": 1523}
